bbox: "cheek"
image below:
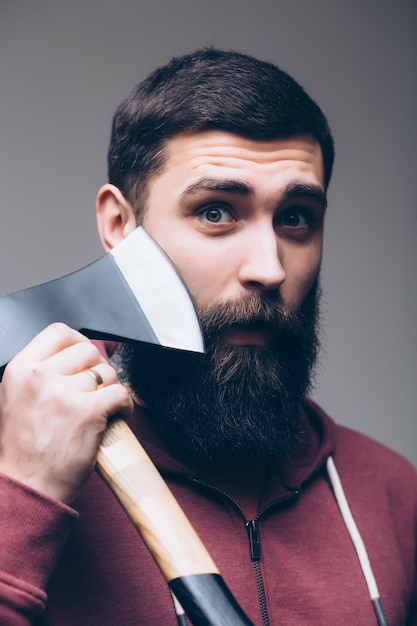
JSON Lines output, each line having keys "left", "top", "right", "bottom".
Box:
{"left": 297, "top": 266, "right": 320, "bottom": 302}
{"left": 161, "top": 242, "right": 225, "bottom": 307}
{"left": 183, "top": 259, "right": 226, "bottom": 309}
{"left": 282, "top": 249, "right": 322, "bottom": 308}
{"left": 145, "top": 219, "right": 230, "bottom": 308}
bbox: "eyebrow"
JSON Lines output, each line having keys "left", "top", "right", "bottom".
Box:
{"left": 180, "top": 176, "right": 327, "bottom": 209}
{"left": 284, "top": 183, "right": 328, "bottom": 210}
{"left": 179, "top": 177, "right": 254, "bottom": 199}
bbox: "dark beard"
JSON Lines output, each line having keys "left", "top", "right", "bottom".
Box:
{"left": 115, "top": 281, "right": 320, "bottom": 464}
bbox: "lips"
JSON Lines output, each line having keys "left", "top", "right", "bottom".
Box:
{"left": 221, "top": 322, "right": 274, "bottom": 346}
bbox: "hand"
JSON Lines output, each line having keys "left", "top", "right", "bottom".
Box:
{"left": 0, "top": 323, "right": 133, "bottom": 504}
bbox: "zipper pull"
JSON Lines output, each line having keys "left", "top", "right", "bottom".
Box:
{"left": 246, "top": 519, "right": 261, "bottom": 561}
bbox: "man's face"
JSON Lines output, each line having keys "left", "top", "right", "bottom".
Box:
{"left": 142, "top": 131, "right": 326, "bottom": 329}
{"left": 118, "top": 131, "right": 326, "bottom": 463}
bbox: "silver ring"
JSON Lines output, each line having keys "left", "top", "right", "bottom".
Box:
{"left": 84, "top": 368, "right": 104, "bottom": 390}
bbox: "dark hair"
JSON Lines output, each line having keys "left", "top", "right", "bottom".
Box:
{"left": 108, "top": 47, "right": 334, "bottom": 220}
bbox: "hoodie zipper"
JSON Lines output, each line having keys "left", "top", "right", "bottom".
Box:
{"left": 246, "top": 519, "right": 269, "bottom": 626}
{"left": 191, "top": 477, "right": 299, "bottom": 626}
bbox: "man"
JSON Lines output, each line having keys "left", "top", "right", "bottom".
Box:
{"left": 0, "top": 48, "right": 416, "bottom": 625}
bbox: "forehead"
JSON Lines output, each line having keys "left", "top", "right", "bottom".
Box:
{"left": 155, "top": 130, "right": 325, "bottom": 191}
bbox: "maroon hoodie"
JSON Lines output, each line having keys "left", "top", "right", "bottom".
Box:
{"left": 0, "top": 394, "right": 416, "bottom": 625}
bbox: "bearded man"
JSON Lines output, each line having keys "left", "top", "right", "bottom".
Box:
{"left": 0, "top": 48, "right": 416, "bottom": 626}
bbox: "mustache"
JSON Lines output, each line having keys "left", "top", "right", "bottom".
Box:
{"left": 197, "top": 292, "right": 296, "bottom": 342}
{"left": 195, "top": 290, "right": 318, "bottom": 387}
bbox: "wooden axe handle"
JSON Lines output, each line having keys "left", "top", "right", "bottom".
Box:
{"left": 96, "top": 418, "right": 254, "bottom": 625}
{"left": 96, "top": 417, "right": 218, "bottom": 581}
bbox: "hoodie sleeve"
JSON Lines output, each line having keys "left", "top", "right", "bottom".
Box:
{"left": 0, "top": 473, "right": 77, "bottom": 625}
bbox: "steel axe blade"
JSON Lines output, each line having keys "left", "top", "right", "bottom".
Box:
{"left": 0, "top": 227, "right": 204, "bottom": 377}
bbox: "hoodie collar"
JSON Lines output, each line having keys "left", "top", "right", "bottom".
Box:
{"left": 126, "top": 398, "right": 337, "bottom": 500}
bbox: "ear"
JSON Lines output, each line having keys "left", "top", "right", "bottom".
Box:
{"left": 96, "top": 184, "right": 138, "bottom": 251}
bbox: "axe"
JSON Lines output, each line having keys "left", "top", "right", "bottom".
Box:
{"left": 0, "top": 227, "right": 254, "bottom": 626}
{"left": 0, "top": 227, "right": 204, "bottom": 373}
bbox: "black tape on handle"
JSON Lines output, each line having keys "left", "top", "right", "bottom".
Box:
{"left": 169, "top": 573, "right": 255, "bottom": 626}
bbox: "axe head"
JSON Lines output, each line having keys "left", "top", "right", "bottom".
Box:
{"left": 0, "top": 227, "right": 204, "bottom": 377}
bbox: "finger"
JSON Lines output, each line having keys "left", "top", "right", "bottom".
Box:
{"left": 76, "top": 363, "right": 120, "bottom": 392}
{"left": 84, "top": 368, "right": 105, "bottom": 390}
{"left": 45, "top": 340, "right": 108, "bottom": 376}
{"left": 80, "top": 366, "right": 134, "bottom": 417}
{"left": 11, "top": 323, "right": 90, "bottom": 365}
{"left": 97, "top": 382, "right": 134, "bottom": 418}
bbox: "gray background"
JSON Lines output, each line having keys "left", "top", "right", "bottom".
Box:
{"left": 1, "top": 1, "right": 416, "bottom": 467}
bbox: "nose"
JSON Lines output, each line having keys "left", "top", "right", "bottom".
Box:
{"left": 238, "top": 226, "right": 286, "bottom": 292}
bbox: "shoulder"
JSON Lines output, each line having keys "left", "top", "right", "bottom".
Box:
{"left": 305, "top": 397, "right": 417, "bottom": 492}
{"left": 334, "top": 421, "right": 417, "bottom": 488}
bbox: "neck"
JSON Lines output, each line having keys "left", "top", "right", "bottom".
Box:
{"left": 194, "top": 456, "right": 268, "bottom": 520}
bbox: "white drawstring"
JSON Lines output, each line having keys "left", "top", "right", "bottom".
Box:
{"left": 326, "top": 456, "right": 388, "bottom": 626}
{"left": 171, "top": 591, "right": 187, "bottom": 626}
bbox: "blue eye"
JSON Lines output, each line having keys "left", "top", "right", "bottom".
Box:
{"left": 202, "top": 206, "right": 233, "bottom": 223}
{"left": 281, "top": 210, "right": 309, "bottom": 228}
